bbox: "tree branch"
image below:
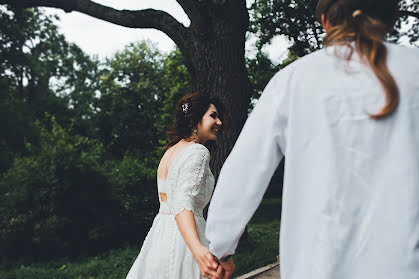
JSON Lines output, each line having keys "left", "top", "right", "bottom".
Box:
{"left": 0, "top": 0, "right": 191, "bottom": 52}
{"left": 176, "top": 0, "right": 199, "bottom": 22}
{"left": 176, "top": 0, "right": 208, "bottom": 33}
{"left": 399, "top": 10, "right": 419, "bottom": 20}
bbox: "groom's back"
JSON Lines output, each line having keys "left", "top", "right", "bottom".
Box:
{"left": 279, "top": 43, "right": 419, "bottom": 279}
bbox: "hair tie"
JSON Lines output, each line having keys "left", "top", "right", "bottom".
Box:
{"left": 352, "top": 9, "right": 363, "bottom": 18}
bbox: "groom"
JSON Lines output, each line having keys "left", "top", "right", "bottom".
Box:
{"left": 201, "top": 0, "right": 418, "bottom": 279}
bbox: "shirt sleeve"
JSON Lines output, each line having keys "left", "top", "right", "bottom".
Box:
{"left": 172, "top": 145, "right": 210, "bottom": 216}
{"left": 205, "top": 69, "right": 292, "bottom": 258}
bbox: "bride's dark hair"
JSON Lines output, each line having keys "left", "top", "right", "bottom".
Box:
{"left": 166, "top": 93, "right": 226, "bottom": 148}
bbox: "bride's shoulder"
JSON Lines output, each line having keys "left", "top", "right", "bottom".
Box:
{"left": 190, "top": 143, "right": 209, "bottom": 153}
{"left": 180, "top": 143, "right": 210, "bottom": 161}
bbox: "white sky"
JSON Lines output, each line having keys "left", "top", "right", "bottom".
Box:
{"left": 45, "top": 0, "right": 290, "bottom": 63}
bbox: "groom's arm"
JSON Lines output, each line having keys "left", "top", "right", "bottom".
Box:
{"left": 206, "top": 70, "right": 291, "bottom": 259}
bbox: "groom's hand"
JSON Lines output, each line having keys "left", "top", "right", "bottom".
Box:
{"left": 220, "top": 258, "right": 235, "bottom": 279}
{"left": 211, "top": 264, "right": 223, "bottom": 279}
{"left": 193, "top": 246, "right": 221, "bottom": 278}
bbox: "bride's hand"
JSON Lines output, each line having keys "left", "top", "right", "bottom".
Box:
{"left": 192, "top": 245, "right": 222, "bottom": 279}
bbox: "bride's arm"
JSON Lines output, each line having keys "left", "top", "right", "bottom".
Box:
{"left": 176, "top": 211, "right": 222, "bottom": 279}
{"left": 172, "top": 145, "right": 222, "bottom": 279}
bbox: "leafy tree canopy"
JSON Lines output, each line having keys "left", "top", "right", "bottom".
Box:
{"left": 0, "top": 6, "right": 100, "bottom": 171}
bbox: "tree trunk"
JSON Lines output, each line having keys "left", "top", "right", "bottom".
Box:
{"left": 183, "top": 0, "right": 252, "bottom": 177}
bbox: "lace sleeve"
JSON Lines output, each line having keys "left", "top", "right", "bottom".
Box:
{"left": 172, "top": 145, "right": 210, "bottom": 216}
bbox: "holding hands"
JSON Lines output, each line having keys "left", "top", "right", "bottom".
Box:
{"left": 193, "top": 245, "right": 235, "bottom": 279}
{"left": 192, "top": 245, "right": 222, "bottom": 278}
{"left": 218, "top": 258, "right": 235, "bottom": 279}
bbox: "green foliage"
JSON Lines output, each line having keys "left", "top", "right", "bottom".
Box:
{"left": 0, "top": 246, "right": 139, "bottom": 279}
{"left": 247, "top": 52, "right": 279, "bottom": 102}
{"left": 155, "top": 48, "right": 190, "bottom": 151}
{"left": 0, "top": 113, "right": 162, "bottom": 264}
{"left": 0, "top": 218, "right": 280, "bottom": 279}
{"left": 0, "top": 116, "right": 119, "bottom": 263}
{"left": 94, "top": 41, "right": 167, "bottom": 160}
{"left": 0, "top": 79, "right": 30, "bottom": 172}
{"left": 0, "top": 6, "right": 99, "bottom": 119}
{"left": 93, "top": 43, "right": 190, "bottom": 160}
{"left": 0, "top": 6, "right": 101, "bottom": 170}
{"left": 250, "top": 0, "right": 323, "bottom": 57}
{"left": 104, "top": 154, "right": 158, "bottom": 244}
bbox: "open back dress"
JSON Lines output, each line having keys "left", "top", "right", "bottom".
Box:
{"left": 126, "top": 143, "right": 214, "bottom": 279}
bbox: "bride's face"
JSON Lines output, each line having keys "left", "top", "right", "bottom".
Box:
{"left": 197, "top": 104, "right": 222, "bottom": 144}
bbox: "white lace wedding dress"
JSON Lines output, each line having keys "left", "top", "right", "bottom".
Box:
{"left": 126, "top": 144, "right": 215, "bottom": 279}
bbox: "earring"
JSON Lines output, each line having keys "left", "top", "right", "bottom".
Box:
{"left": 193, "top": 129, "right": 198, "bottom": 143}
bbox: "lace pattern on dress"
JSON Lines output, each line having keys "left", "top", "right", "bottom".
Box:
{"left": 171, "top": 145, "right": 209, "bottom": 217}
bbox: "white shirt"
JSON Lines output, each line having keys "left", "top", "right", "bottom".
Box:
{"left": 206, "top": 43, "right": 419, "bottom": 279}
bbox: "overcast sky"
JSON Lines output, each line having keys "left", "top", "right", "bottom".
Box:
{"left": 45, "top": 0, "right": 290, "bottom": 63}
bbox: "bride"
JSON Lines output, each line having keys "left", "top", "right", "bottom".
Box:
{"left": 126, "top": 93, "right": 225, "bottom": 279}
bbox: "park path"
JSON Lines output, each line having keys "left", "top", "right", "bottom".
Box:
{"left": 234, "top": 262, "right": 280, "bottom": 279}
{"left": 250, "top": 265, "right": 279, "bottom": 279}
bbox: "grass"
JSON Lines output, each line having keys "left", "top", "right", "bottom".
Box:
{"left": 0, "top": 247, "right": 139, "bottom": 279}
{"left": 234, "top": 220, "right": 280, "bottom": 276}
{"left": 234, "top": 198, "right": 281, "bottom": 276}
{"left": 0, "top": 199, "right": 281, "bottom": 278}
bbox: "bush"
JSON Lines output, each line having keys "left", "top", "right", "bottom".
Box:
{"left": 0, "top": 245, "right": 140, "bottom": 279}
{"left": 104, "top": 154, "right": 159, "bottom": 247}
{"left": 0, "top": 117, "right": 119, "bottom": 263}
{"left": 0, "top": 219, "right": 280, "bottom": 278}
